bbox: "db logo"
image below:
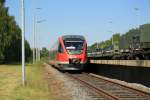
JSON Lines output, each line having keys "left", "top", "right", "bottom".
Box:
{"left": 70, "top": 55, "right": 77, "bottom": 58}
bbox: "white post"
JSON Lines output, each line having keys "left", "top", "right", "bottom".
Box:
{"left": 112, "top": 34, "right": 114, "bottom": 45}
{"left": 36, "top": 20, "right": 46, "bottom": 62}
{"left": 34, "top": 8, "right": 45, "bottom": 62}
{"left": 33, "top": 14, "right": 35, "bottom": 64}
{"left": 35, "top": 16, "right": 38, "bottom": 62}
{"left": 21, "top": 0, "right": 26, "bottom": 86}
{"left": 38, "top": 47, "right": 40, "bottom": 61}
{"left": 39, "top": 50, "right": 41, "bottom": 61}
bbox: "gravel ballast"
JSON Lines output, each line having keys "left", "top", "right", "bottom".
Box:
{"left": 44, "top": 63, "right": 150, "bottom": 100}
{"left": 44, "top": 64, "right": 95, "bottom": 100}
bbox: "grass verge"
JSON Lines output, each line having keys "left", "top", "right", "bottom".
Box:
{"left": 0, "top": 62, "right": 52, "bottom": 100}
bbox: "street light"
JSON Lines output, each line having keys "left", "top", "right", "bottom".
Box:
{"left": 107, "top": 30, "right": 113, "bottom": 45}
{"left": 108, "top": 19, "right": 113, "bottom": 46}
{"left": 37, "top": 19, "right": 46, "bottom": 23}
{"left": 36, "top": 19, "right": 46, "bottom": 61}
{"left": 33, "top": 8, "right": 43, "bottom": 63}
{"left": 33, "top": 14, "right": 35, "bottom": 64}
{"left": 134, "top": 7, "right": 140, "bottom": 27}
{"left": 21, "top": 0, "right": 26, "bottom": 86}
{"left": 134, "top": 7, "right": 141, "bottom": 50}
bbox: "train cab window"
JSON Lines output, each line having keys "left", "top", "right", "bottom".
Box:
{"left": 58, "top": 43, "right": 64, "bottom": 53}
{"left": 64, "top": 41, "right": 84, "bottom": 50}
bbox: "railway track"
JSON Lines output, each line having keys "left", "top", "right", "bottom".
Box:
{"left": 66, "top": 73, "right": 150, "bottom": 100}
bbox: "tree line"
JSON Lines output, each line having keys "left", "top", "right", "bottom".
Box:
{"left": 0, "top": 1, "right": 32, "bottom": 64}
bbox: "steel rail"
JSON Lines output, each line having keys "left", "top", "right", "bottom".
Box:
{"left": 90, "top": 73, "right": 150, "bottom": 98}
{"left": 66, "top": 73, "right": 120, "bottom": 100}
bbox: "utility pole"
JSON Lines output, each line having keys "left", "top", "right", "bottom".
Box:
{"left": 33, "top": 14, "right": 35, "bottom": 64}
{"left": 21, "top": 0, "right": 26, "bottom": 86}
{"left": 36, "top": 19, "right": 46, "bottom": 61}
{"left": 134, "top": 8, "right": 140, "bottom": 26}
{"left": 112, "top": 34, "right": 114, "bottom": 46}
{"left": 108, "top": 20, "right": 113, "bottom": 46}
{"left": 34, "top": 8, "right": 42, "bottom": 62}
{"left": 134, "top": 7, "right": 141, "bottom": 49}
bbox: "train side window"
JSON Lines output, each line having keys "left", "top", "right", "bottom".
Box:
{"left": 58, "top": 43, "right": 64, "bottom": 53}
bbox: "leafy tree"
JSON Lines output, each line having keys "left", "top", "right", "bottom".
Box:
{"left": 0, "top": 0, "right": 5, "bottom": 4}
{"left": 126, "top": 28, "right": 140, "bottom": 41}
{"left": 112, "top": 33, "right": 120, "bottom": 43}
{"left": 0, "top": 1, "right": 8, "bottom": 63}
{"left": 40, "top": 47, "right": 49, "bottom": 59}
{"left": 0, "top": 1, "right": 32, "bottom": 63}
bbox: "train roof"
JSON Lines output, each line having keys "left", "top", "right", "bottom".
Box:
{"left": 62, "top": 35, "right": 85, "bottom": 41}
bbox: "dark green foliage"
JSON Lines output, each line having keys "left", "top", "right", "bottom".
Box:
{"left": 25, "top": 40, "right": 32, "bottom": 62}
{"left": 89, "top": 33, "right": 120, "bottom": 50}
{"left": 112, "top": 33, "right": 120, "bottom": 43}
{"left": 0, "top": 1, "right": 32, "bottom": 63}
{"left": 40, "top": 47, "right": 49, "bottom": 59}
{"left": 0, "top": 0, "right": 5, "bottom": 4}
{"left": 126, "top": 28, "right": 140, "bottom": 44}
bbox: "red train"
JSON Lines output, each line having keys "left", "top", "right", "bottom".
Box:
{"left": 49, "top": 35, "right": 87, "bottom": 70}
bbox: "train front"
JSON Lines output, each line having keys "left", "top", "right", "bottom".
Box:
{"left": 58, "top": 35, "right": 87, "bottom": 70}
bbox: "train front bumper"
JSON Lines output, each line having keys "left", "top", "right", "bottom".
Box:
{"left": 60, "top": 64, "right": 85, "bottom": 70}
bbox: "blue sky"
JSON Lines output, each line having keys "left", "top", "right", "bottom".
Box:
{"left": 5, "top": 0, "right": 150, "bottom": 49}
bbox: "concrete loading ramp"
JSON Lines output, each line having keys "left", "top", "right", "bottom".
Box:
{"left": 90, "top": 60, "right": 150, "bottom": 67}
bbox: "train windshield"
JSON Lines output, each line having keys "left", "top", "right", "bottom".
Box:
{"left": 64, "top": 40, "right": 84, "bottom": 54}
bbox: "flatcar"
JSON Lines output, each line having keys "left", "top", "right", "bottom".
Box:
{"left": 49, "top": 35, "right": 87, "bottom": 70}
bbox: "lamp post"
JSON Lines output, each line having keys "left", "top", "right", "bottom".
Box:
{"left": 108, "top": 20, "right": 113, "bottom": 46}
{"left": 36, "top": 19, "right": 46, "bottom": 61}
{"left": 108, "top": 30, "right": 113, "bottom": 45}
{"left": 33, "top": 14, "right": 35, "bottom": 64}
{"left": 134, "top": 8, "right": 140, "bottom": 27}
{"left": 21, "top": 0, "right": 26, "bottom": 86}
{"left": 134, "top": 7, "right": 141, "bottom": 50}
{"left": 33, "top": 8, "right": 42, "bottom": 62}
